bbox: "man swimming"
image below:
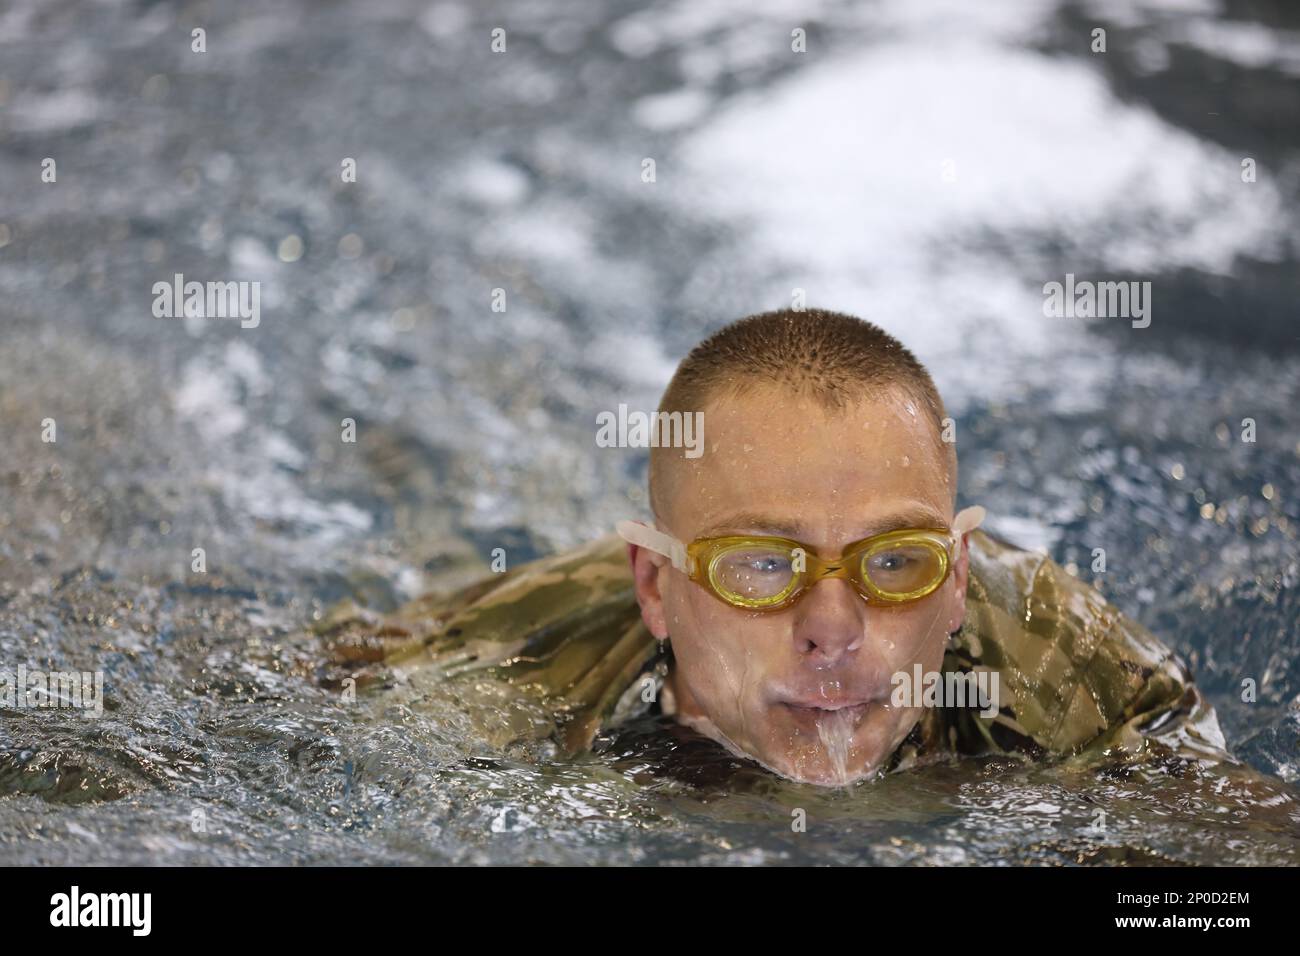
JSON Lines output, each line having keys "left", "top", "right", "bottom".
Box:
{"left": 319, "top": 309, "right": 1233, "bottom": 788}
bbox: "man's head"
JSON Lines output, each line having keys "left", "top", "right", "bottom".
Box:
{"left": 628, "top": 309, "right": 969, "bottom": 786}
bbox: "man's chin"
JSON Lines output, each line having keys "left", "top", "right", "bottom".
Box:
{"left": 675, "top": 703, "right": 897, "bottom": 787}
{"left": 759, "top": 731, "right": 887, "bottom": 787}
{"left": 762, "top": 751, "right": 885, "bottom": 787}
{"left": 759, "top": 699, "right": 903, "bottom": 786}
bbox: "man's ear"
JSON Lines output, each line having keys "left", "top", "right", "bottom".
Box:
{"left": 946, "top": 532, "right": 972, "bottom": 634}
{"left": 627, "top": 542, "right": 670, "bottom": 640}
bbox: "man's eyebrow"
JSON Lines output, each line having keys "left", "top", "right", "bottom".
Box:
{"left": 694, "top": 507, "right": 949, "bottom": 541}
{"left": 695, "top": 513, "right": 806, "bottom": 539}
{"left": 855, "top": 508, "right": 949, "bottom": 538}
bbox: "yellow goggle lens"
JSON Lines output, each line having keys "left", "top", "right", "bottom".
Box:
{"left": 709, "top": 544, "right": 800, "bottom": 607}
{"left": 860, "top": 540, "right": 947, "bottom": 600}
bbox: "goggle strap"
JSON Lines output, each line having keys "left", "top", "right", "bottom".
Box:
{"left": 950, "top": 505, "right": 986, "bottom": 546}
{"left": 616, "top": 520, "right": 690, "bottom": 574}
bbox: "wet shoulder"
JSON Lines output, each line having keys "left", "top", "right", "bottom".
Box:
{"left": 953, "top": 529, "right": 1220, "bottom": 760}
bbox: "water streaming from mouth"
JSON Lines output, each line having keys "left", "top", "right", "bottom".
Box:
{"left": 815, "top": 709, "right": 860, "bottom": 787}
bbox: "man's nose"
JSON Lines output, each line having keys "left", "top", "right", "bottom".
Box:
{"left": 790, "top": 578, "right": 867, "bottom": 663}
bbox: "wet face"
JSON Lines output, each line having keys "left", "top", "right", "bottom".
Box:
{"left": 630, "top": 384, "right": 968, "bottom": 786}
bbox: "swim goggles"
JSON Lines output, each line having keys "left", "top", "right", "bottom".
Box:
{"left": 617, "top": 506, "right": 985, "bottom": 612}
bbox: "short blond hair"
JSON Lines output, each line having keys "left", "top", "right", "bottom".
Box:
{"left": 649, "top": 309, "right": 956, "bottom": 520}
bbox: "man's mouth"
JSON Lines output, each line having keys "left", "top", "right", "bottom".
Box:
{"left": 782, "top": 697, "right": 870, "bottom": 711}
{"left": 777, "top": 699, "right": 875, "bottom": 725}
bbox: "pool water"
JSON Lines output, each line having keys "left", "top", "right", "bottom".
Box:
{"left": 1, "top": 0, "right": 1298, "bottom": 864}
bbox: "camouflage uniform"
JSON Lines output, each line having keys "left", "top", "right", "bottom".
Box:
{"left": 318, "top": 530, "right": 1233, "bottom": 772}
